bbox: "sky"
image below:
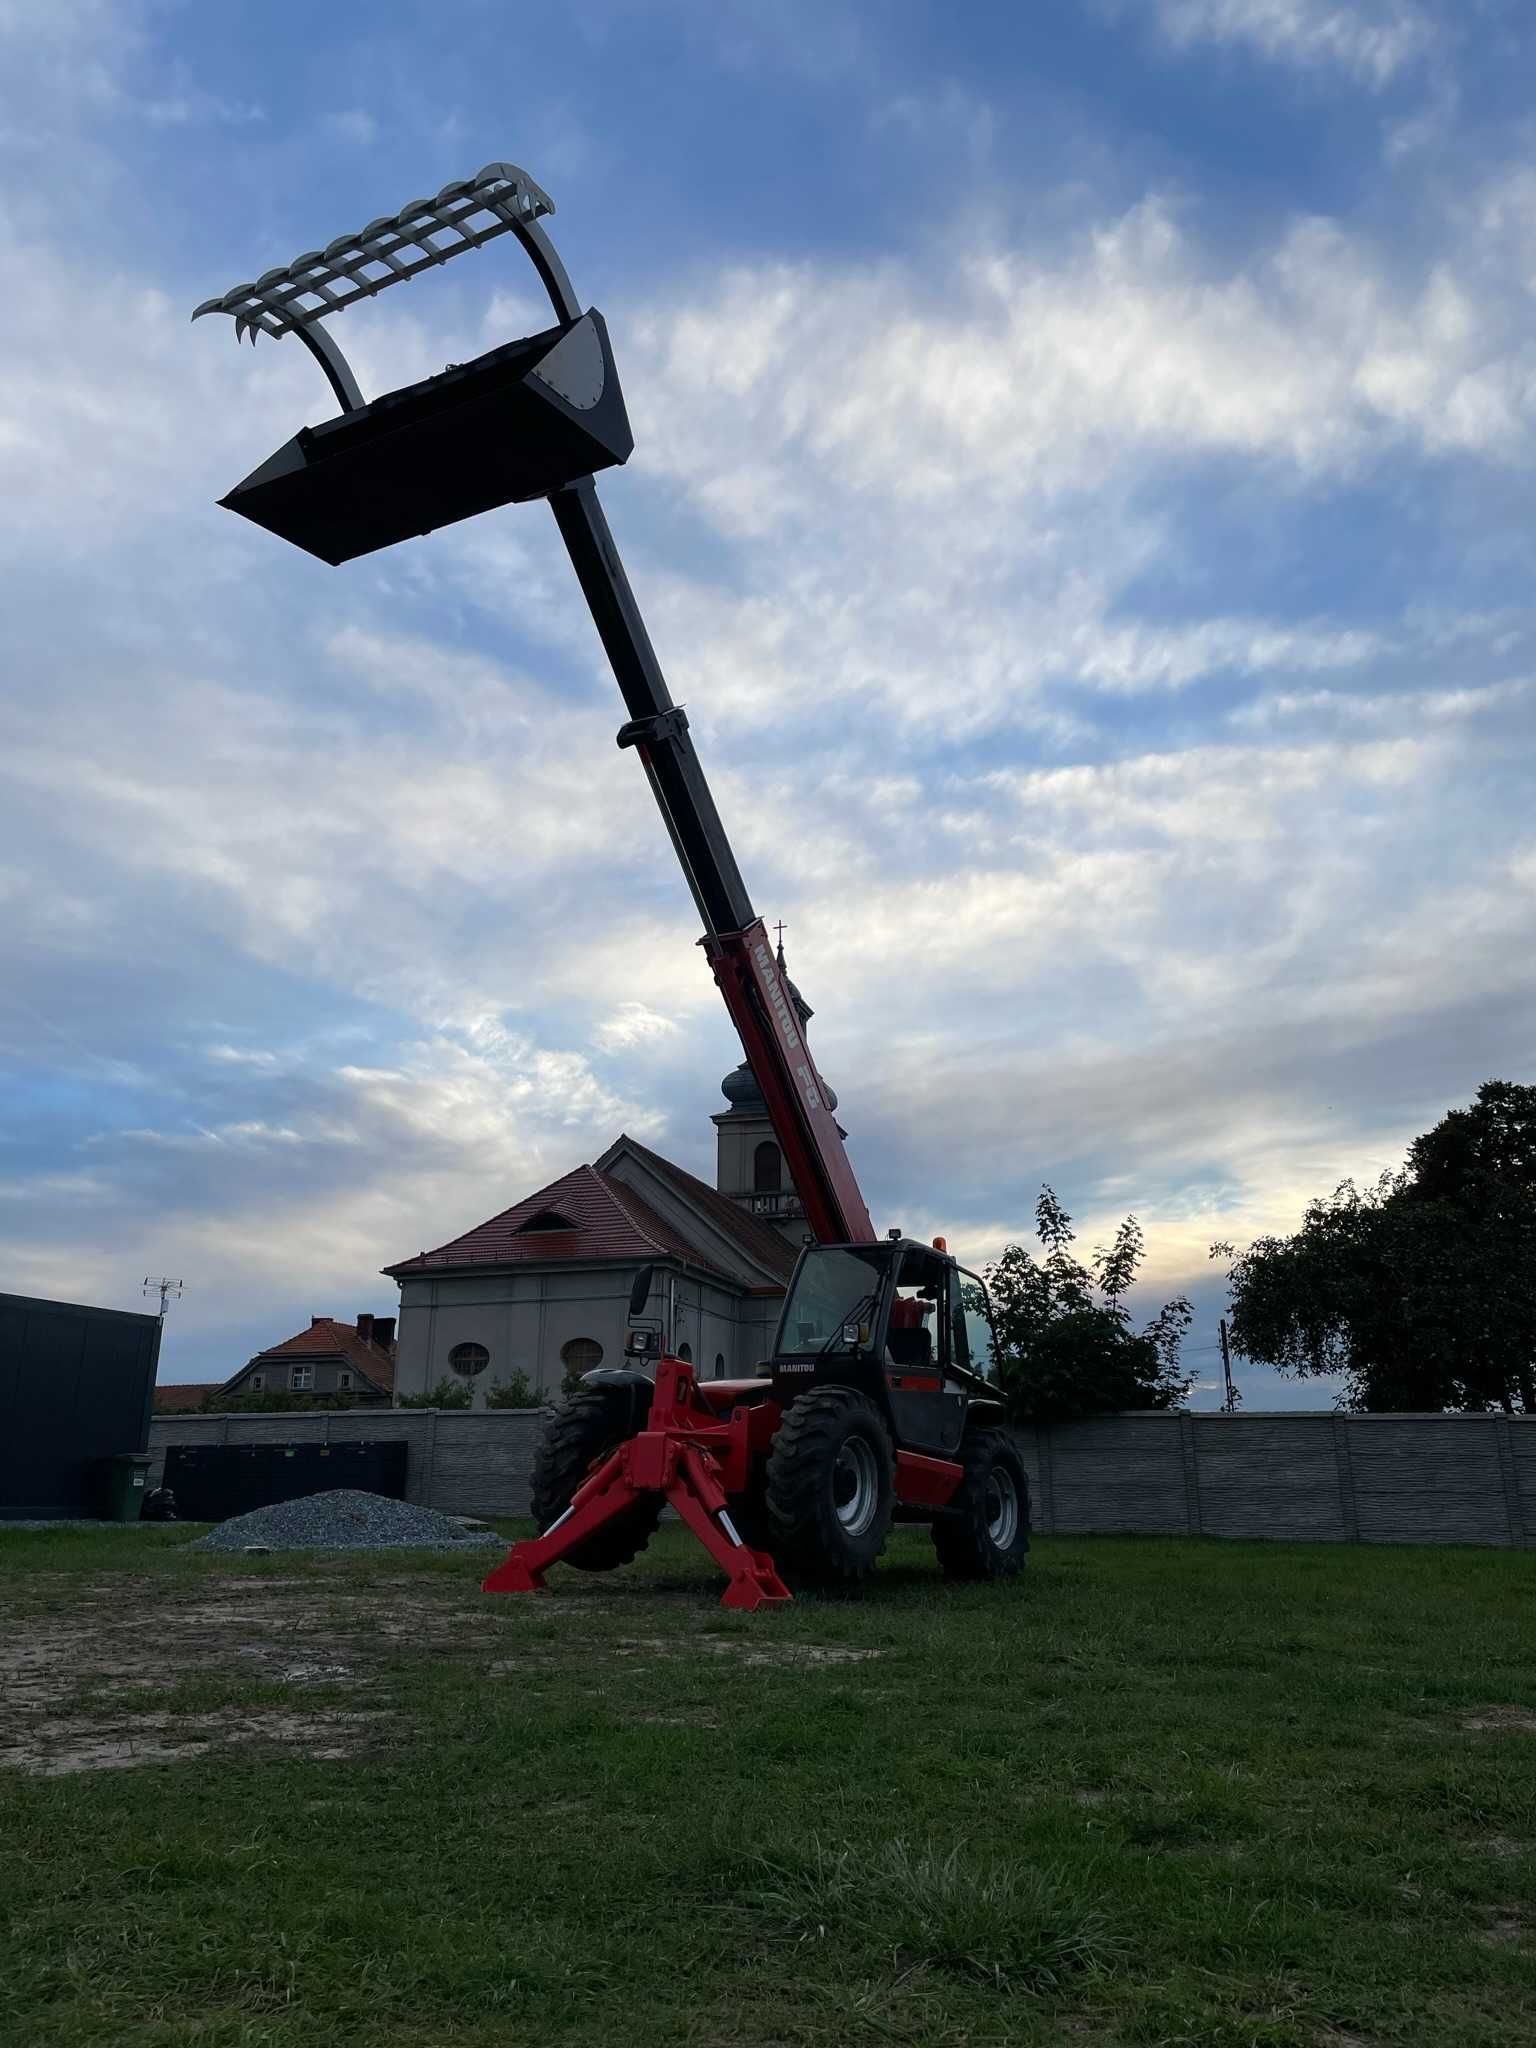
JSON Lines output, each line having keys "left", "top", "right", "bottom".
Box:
{"left": 1, "top": 0, "right": 1532, "bottom": 1408}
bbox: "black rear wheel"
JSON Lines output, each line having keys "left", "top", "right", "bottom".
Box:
{"left": 529, "top": 1388, "right": 662, "bottom": 1572}
{"left": 932, "top": 1429, "right": 1031, "bottom": 1581}
{"left": 765, "top": 1388, "right": 894, "bottom": 1587}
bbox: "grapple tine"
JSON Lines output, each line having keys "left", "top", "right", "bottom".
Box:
{"left": 191, "top": 161, "right": 557, "bottom": 345}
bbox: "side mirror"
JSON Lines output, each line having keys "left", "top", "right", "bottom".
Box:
{"left": 629, "top": 1263, "right": 654, "bottom": 1317}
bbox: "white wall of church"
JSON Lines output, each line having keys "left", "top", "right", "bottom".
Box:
{"left": 393, "top": 1262, "right": 782, "bottom": 1410}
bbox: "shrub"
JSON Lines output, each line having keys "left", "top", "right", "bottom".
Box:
{"left": 485, "top": 1368, "right": 538, "bottom": 1409}
{"left": 196, "top": 1389, "right": 365, "bottom": 1414}
{"left": 396, "top": 1376, "right": 472, "bottom": 1410}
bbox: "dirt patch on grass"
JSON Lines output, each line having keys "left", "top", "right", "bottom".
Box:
{"left": 1473, "top": 1836, "right": 1532, "bottom": 1860}
{"left": 0, "top": 1576, "right": 411, "bottom": 1773}
{"left": 2, "top": 1706, "right": 392, "bottom": 1777}
{"left": 1474, "top": 1906, "right": 1532, "bottom": 1949}
{"left": 1460, "top": 1706, "right": 1536, "bottom": 1733}
{"left": 615, "top": 1634, "right": 883, "bottom": 1668}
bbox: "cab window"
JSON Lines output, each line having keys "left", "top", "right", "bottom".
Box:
{"left": 885, "top": 1250, "right": 951, "bottom": 1375}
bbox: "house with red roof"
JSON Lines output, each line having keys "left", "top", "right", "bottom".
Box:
{"left": 204, "top": 1313, "right": 399, "bottom": 1406}
{"left": 152, "top": 1380, "right": 223, "bottom": 1415}
{"left": 383, "top": 1016, "right": 829, "bottom": 1407}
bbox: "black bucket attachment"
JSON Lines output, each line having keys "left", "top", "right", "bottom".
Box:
{"left": 221, "top": 310, "right": 633, "bottom": 565}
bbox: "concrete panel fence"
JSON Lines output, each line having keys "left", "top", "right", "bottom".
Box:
{"left": 148, "top": 1409, "right": 1536, "bottom": 1549}
{"left": 147, "top": 1409, "right": 545, "bottom": 1521}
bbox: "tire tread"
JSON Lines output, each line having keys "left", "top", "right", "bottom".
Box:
{"left": 529, "top": 1389, "right": 661, "bottom": 1572}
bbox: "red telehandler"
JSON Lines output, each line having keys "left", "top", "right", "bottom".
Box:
{"left": 196, "top": 161, "right": 1030, "bottom": 1607}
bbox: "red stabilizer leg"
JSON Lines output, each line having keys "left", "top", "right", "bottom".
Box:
{"left": 481, "top": 1449, "right": 633, "bottom": 1595}
{"left": 481, "top": 1366, "right": 794, "bottom": 1609}
{"left": 669, "top": 1444, "right": 792, "bottom": 1610}
{"left": 480, "top": 1548, "right": 546, "bottom": 1594}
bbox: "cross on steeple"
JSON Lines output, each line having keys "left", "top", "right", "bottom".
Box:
{"left": 773, "top": 919, "right": 787, "bottom": 967}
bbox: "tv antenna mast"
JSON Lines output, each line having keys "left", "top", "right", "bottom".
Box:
{"left": 144, "top": 1277, "right": 183, "bottom": 1322}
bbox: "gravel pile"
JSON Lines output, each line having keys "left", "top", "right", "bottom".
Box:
{"left": 194, "top": 1489, "right": 502, "bottom": 1553}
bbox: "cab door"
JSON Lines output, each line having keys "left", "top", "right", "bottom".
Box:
{"left": 883, "top": 1253, "right": 966, "bottom": 1457}
{"left": 955, "top": 1269, "right": 999, "bottom": 1381}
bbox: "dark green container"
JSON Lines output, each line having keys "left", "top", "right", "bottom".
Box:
{"left": 99, "top": 1453, "right": 153, "bottom": 1522}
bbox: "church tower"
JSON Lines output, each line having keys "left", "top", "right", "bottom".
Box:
{"left": 712, "top": 933, "right": 838, "bottom": 1248}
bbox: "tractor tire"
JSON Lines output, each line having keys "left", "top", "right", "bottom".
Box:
{"left": 932, "top": 1429, "right": 1031, "bottom": 1582}
{"left": 764, "top": 1388, "right": 894, "bottom": 1588}
{"left": 529, "top": 1389, "right": 662, "bottom": 1572}
{"left": 724, "top": 1468, "right": 777, "bottom": 1556}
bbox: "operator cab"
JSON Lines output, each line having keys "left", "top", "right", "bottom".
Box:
{"left": 769, "top": 1237, "right": 1001, "bottom": 1457}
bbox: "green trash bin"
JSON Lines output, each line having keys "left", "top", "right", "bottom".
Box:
{"left": 99, "top": 1453, "right": 153, "bottom": 1522}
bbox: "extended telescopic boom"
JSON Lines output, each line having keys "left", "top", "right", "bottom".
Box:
{"left": 195, "top": 163, "right": 875, "bottom": 1247}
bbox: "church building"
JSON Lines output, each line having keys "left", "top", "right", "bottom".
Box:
{"left": 384, "top": 960, "right": 837, "bottom": 1408}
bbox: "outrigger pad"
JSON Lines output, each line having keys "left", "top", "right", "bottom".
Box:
{"left": 219, "top": 310, "right": 633, "bottom": 565}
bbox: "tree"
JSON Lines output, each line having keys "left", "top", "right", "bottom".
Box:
{"left": 485, "top": 1368, "right": 538, "bottom": 1409}
{"left": 984, "top": 1188, "right": 1193, "bottom": 1422}
{"left": 1215, "top": 1080, "right": 1536, "bottom": 1415}
{"left": 198, "top": 1388, "right": 364, "bottom": 1414}
{"left": 396, "top": 1376, "right": 473, "bottom": 1410}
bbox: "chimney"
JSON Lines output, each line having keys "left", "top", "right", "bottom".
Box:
{"left": 311, "top": 1315, "right": 326, "bottom": 1326}
{"left": 373, "top": 1315, "right": 396, "bottom": 1351}
{"left": 356, "top": 1312, "right": 374, "bottom": 1344}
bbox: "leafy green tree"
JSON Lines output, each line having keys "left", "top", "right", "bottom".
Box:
{"left": 1215, "top": 1080, "right": 1536, "bottom": 1414}
{"left": 396, "top": 1376, "right": 473, "bottom": 1410}
{"left": 984, "top": 1188, "right": 1193, "bottom": 1422}
{"left": 197, "top": 1388, "right": 364, "bottom": 1414}
{"left": 485, "top": 1368, "right": 538, "bottom": 1409}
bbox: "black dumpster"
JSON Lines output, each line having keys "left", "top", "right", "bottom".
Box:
{"left": 160, "top": 1439, "right": 407, "bottom": 1523}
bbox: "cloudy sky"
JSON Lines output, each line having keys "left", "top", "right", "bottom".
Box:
{"left": 2, "top": 0, "right": 1532, "bottom": 1406}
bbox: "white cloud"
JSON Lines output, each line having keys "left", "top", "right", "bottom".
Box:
{"left": 1148, "top": 0, "right": 1435, "bottom": 86}
{"left": 593, "top": 1003, "right": 683, "bottom": 1053}
{"left": 615, "top": 191, "right": 1536, "bottom": 738}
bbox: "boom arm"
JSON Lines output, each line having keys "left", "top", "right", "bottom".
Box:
{"left": 548, "top": 479, "right": 875, "bottom": 1247}
{"left": 192, "top": 170, "right": 873, "bottom": 1242}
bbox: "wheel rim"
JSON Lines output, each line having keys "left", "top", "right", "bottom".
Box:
{"left": 832, "top": 1433, "right": 880, "bottom": 1537}
{"left": 985, "top": 1466, "right": 1019, "bottom": 1549}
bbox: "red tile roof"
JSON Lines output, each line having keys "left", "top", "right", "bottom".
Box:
{"left": 247, "top": 1318, "right": 397, "bottom": 1393}
{"left": 383, "top": 1162, "right": 736, "bottom": 1281}
{"left": 605, "top": 1134, "right": 797, "bottom": 1282}
{"left": 152, "top": 1381, "right": 220, "bottom": 1413}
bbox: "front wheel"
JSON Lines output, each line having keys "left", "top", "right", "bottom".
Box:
{"left": 932, "top": 1429, "right": 1031, "bottom": 1581}
{"left": 764, "top": 1388, "right": 894, "bottom": 1587}
{"left": 529, "top": 1389, "right": 662, "bottom": 1572}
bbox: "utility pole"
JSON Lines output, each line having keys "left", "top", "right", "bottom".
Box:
{"left": 143, "top": 1277, "right": 183, "bottom": 1323}
{"left": 1219, "top": 1315, "right": 1238, "bottom": 1413}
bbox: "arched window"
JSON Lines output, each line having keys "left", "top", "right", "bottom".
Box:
{"left": 561, "top": 1336, "right": 603, "bottom": 1375}
{"left": 449, "top": 1342, "right": 490, "bottom": 1378}
{"left": 753, "top": 1141, "right": 782, "bottom": 1193}
{"left": 677, "top": 1342, "right": 692, "bottom": 1364}
{"left": 714, "top": 1352, "right": 725, "bottom": 1378}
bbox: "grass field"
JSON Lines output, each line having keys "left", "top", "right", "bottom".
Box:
{"left": 1, "top": 1522, "right": 1533, "bottom": 2047}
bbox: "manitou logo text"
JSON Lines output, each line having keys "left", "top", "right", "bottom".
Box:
{"left": 753, "top": 941, "right": 823, "bottom": 1114}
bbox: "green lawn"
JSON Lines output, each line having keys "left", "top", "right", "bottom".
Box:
{"left": 1, "top": 1522, "right": 1532, "bottom": 2046}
